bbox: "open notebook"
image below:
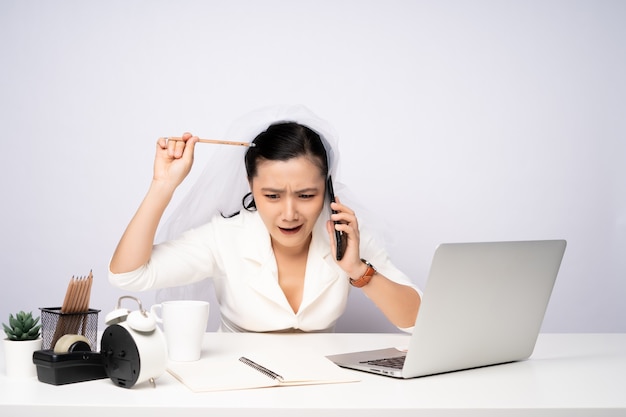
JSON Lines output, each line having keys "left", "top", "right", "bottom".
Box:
{"left": 167, "top": 349, "right": 359, "bottom": 392}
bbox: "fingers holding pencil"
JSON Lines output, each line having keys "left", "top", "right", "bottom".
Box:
{"left": 153, "top": 133, "right": 254, "bottom": 183}
{"left": 163, "top": 132, "right": 197, "bottom": 159}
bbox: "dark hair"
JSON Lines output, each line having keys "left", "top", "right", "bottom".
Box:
{"left": 245, "top": 122, "right": 328, "bottom": 180}
{"left": 240, "top": 122, "right": 329, "bottom": 211}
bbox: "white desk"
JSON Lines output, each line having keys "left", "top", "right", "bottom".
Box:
{"left": 1, "top": 333, "right": 625, "bottom": 417}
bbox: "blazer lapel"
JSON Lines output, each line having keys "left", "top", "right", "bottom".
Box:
{"left": 240, "top": 212, "right": 292, "bottom": 311}
{"left": 299, "top": 217, "right": 341, "bottom": 312}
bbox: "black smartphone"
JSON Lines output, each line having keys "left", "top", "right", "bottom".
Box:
{"left": 327, "top": 175, "right": 347, "bottom": 261}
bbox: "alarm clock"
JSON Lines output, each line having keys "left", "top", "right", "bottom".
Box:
{"left": 100, "top": 296, "right": 168, "bottom": 388}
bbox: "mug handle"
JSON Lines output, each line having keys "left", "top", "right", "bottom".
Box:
{"left": 150, "top": 304, "right": 163, "bottom": 324}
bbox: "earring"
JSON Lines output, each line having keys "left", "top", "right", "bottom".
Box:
{"left": 242, "top": 192, "right": 256, "bottom": 211}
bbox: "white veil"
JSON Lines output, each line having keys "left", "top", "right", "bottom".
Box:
{"left": 155, "top": 104, "right": 349, "bottom": 303}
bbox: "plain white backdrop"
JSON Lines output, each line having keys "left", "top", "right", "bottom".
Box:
{"left": 1, "top": 0, "right": 624, "bottom": 333}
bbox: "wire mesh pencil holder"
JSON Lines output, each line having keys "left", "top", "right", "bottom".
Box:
{"left": 39, "top": 307, "right": 100, "bottom": 351}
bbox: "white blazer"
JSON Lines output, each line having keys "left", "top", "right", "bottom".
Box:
{"left": 109, "top": 210, "right": 418, "bottom": 332}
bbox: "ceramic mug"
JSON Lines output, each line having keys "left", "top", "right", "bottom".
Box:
{"left": 150, "top": 300, "right": 209, "bottom": 362}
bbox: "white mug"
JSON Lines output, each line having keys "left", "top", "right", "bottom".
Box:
{"left": 150, "top": 300, "right": 209, "bottom": 362}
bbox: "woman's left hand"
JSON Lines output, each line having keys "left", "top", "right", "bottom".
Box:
{"left": 326, "top": 197, "right": 368, "bottom": 278}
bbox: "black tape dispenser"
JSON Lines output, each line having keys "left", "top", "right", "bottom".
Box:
{"left": 33, "top": 334, "right": 107, "bottom": 385}
{"left": 100, "top": 295, "right": 168, "bottom": 388}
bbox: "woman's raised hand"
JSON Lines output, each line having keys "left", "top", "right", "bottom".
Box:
{"left": 154, "top": 132, "right": 198, "bottom": 188}
{"left": 109, "top": 132, "right": 197, "bottom": 273}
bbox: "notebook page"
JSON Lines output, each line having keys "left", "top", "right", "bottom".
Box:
{"left": 168, "top": 349, "right": 359, "bottom": 392}
{"left": 245, "top": 349, "right": 358, "bottom": 385}
{"left": 168, "top": 354, "right": 280, "bottom": 392}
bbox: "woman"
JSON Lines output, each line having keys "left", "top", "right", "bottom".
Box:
{"left": 109, "top": 105, "right": 420, "bottom": 332}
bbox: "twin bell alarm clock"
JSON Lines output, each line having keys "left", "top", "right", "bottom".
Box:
{"left": 101, "top": 295, "right": 168, "bottom": 388}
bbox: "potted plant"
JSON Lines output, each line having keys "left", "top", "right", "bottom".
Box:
{"left": 2, "top": 311, "right": 43, "bottom": 377}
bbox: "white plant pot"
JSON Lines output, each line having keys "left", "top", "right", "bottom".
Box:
{"left": 3, "top": 338, "right": 42, "bottom": 378}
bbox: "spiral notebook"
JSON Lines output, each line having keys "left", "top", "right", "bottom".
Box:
{"left": 167, "top": 350, "right": 359, "bottom": 392}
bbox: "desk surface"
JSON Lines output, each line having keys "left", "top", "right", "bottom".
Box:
{"left": 1, "top": 333, "right": 625, "bottom": 417}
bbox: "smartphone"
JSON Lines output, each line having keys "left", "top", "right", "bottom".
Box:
{"left": 327, "top": 175, "right": 347, "bottom": 261}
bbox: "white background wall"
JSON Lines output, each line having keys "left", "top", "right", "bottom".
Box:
{"left": 1, "top": 0, "right": 624, "bottom": 334}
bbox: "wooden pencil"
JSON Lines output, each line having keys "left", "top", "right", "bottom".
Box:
{"left": 162, "top": 137, "right": 255, "bottom": 147}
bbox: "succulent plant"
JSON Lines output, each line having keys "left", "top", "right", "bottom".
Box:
{"left": 2, "top": 311, "right": 42, "bottom": 341}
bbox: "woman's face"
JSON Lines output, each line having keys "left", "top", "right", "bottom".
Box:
{"left": 251, "top": 156, "right": 326, "bottom": 253}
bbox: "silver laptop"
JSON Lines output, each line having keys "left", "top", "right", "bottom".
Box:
{"left": 327, "top": 240, "right": 567, "bottom": 378}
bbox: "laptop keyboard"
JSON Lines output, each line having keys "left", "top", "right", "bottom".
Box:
{"left": 360, "top": 355, "right": 406, "bottom": 369}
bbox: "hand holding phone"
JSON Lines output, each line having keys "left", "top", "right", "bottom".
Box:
{"left": 327, "top": 176, "right": 347, "bottom": 261}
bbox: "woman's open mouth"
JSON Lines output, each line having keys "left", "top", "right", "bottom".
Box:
{"left": 278, "top": 225, "right": 303, "bottom": 235}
